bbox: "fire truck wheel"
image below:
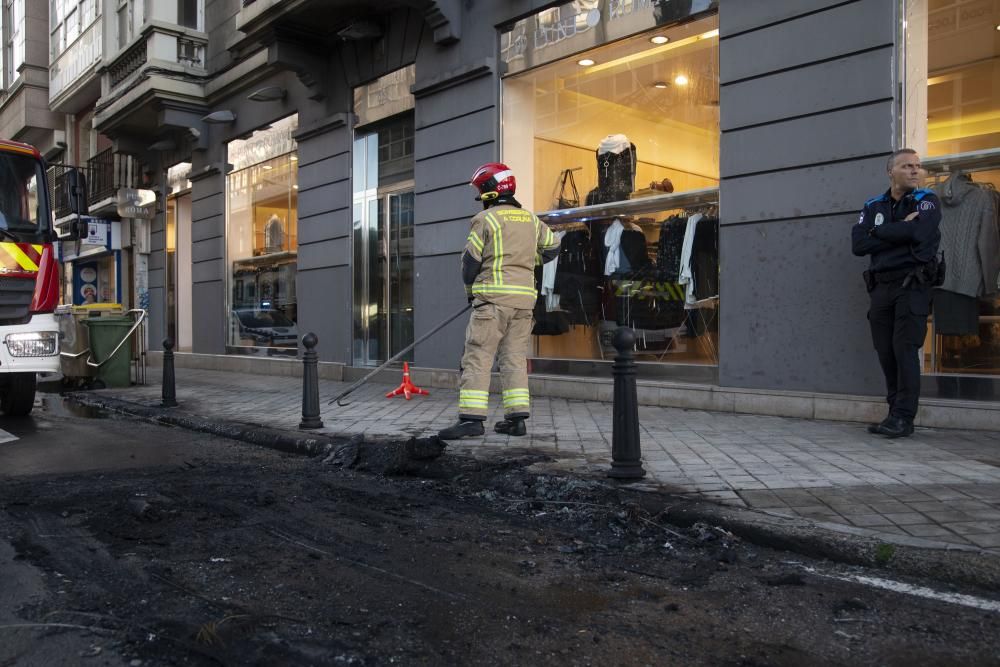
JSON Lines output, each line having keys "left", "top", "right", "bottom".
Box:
{"left": 1, "top": 373, "right": 36, "bottom": 417}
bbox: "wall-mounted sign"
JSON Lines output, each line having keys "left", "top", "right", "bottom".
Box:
{"left": 82, "top": 221, "right": 108, "bottom": 246}
{"left": 500, "top": 0, "right": 718, "bottom": 75}
{"left": 354, "top": 65, "right": 416, "bottom": 127}
{"left": 116, "top": 187, "right": 156, "bottom": 219}
{"left": 227, "top": 115, "right": 299, "bottom": 172}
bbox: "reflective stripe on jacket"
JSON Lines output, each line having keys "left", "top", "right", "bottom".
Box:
{"left": 464, "top": 204, "right": 560, "bottom": 309}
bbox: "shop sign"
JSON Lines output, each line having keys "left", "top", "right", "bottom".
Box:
{"left": 354, "top": 65, "right": 416, "bottom": 127}
{"left": 227, "top": 115, "right": 299, "bottom": 172}
{"left": 82, "top": 221, "right": 108, "bottom": 246}
{"left": 501, "top": 0, "right": 717, "bottom": 74}
{"left": 116, "top": 188, "right": 156, "bottom": 219}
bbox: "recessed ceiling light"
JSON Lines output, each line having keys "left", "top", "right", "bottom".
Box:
{"left": 650, "top": 35, "right": 669, "bottom": 45}
{"left": 577, "top": 58, "right": 595, "bottom": 67}
{"left": 674, "top": 74, "right": 689, "bottom": 86}
{"left": 996, "top": 23, "right": 1000, "bottom": 30}
{"left": 653, "top": 81, "right": 669, "bottom": 89}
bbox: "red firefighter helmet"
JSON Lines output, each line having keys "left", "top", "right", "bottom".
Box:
{"left": 470, "top": 162, "right": 516, "bottom": 201}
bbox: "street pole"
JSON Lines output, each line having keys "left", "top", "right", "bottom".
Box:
{"left": 299, "top": 332, "right": 323, "bottom": 430}
{"left": 609, "top": 327, "right": 645, "bottom": 480}
{"left": 161, "top": 338, "right": 178, "bottom": 408}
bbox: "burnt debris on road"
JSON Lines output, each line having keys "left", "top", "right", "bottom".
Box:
{"left": 1, "top": 398, "right": 998, "bottom": 665}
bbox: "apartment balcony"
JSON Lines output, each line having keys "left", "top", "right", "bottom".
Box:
{"left": 48, "top": 149, "right": 140, "bottom": 223}
{"left": 49, "top": 18, "right": 103, "bottom": 113}
{"left": 93, "top": 23, "right": 209, "bottom": 142}
{"left": 236, "top": 0, "right": 301, "bottom": 37}
{"left": 234, "top": 0, "right": 460, "bottom": 57}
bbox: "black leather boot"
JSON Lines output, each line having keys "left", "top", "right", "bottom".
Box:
{"left": 494, "top": 417, "right": 527, "bottom": 436}
{"left": 876, "top": 416, "right": 914, "bottom": 439}
{"left": 867, "top": 416, "right": 892, "bottom": 434}
{"left": 438, "top": 419, "right": 485, "bottom": 440}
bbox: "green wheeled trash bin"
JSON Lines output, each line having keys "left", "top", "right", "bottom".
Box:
{"left": 84, "top": 317, "right": 134, "bottom": 388}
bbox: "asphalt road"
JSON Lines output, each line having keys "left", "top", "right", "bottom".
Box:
{"left": 0, "top": 391, "right": 253, "bottom": 666}
{"left": 1, "top": 392, "right": 999, "bottom": 666}
{"left": 0, "top": 391, "right": 220, "bottom": 477}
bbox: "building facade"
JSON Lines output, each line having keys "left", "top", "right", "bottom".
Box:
{"left": 57, "top": 0, "right": 999, "bottom": 418}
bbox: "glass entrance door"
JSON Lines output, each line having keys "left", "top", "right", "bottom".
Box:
{"left": 385, "top": 190, "right": 414, "bottom": 361}
{"left": 353, "top": 185, "right": 414, "bottom": 366}
{"left": 352, "top": 122, "right": 415, "bottom": 366}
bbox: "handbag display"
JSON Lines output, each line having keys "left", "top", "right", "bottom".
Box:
{"left": 554, "top": 168, "right": 581, "bottom": 209}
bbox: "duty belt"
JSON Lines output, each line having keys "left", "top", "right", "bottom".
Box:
{"left": 873, "top": 268, "right": 913, "bottom": 284}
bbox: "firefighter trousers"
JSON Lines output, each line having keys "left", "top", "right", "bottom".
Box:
{"left": 457, "top": 301, "right": 532, "bottom": 421}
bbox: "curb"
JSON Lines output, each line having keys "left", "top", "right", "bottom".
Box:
{"left": 638, "top": 493, "right": 1000, "bottom": 591}
{"left": 66, "top": 392, "right": 1000, "bottom": 592}
{"left": 66, "top": 393, "right": 341, "bottom": 457}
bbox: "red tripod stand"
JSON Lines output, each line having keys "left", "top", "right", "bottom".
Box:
{"left": 385, "top": 362, "right": 429, "bottom": 400}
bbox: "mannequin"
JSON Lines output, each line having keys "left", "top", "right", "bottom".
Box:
{"left": 586, "top": 134, "right": 637, "bottom": 205}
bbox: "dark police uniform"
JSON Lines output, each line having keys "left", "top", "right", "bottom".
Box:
{"left": 851, "top": 188, "right": 941, "bottom": 423}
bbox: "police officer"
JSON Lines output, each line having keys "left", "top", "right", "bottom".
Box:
{"left": 852, "top": 148, "right": 941, "bottom": 438}
{"left": 438, "top": 163, "right": 561, "bottom": 440}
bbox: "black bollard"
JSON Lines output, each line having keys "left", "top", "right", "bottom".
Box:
{"left": 299, "top": 332, "right": 324, "bottom": 430}
{"left": 161, "top": 338, "right": 178, "bottom": 408}
{"left": 609, "top": 327, "right": 645, "bottom": 480}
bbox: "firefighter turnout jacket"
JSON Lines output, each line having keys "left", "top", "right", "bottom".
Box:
{"left": 463, "top": 204, "right": 561, "bottom": 308}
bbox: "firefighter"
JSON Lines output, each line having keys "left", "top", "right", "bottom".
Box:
{"left": 438, "top": 163, "right": 561, "bottom": 440}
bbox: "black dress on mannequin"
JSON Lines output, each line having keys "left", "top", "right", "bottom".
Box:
{"left": 586, "top": 135, "right": 637, "bottom": 205}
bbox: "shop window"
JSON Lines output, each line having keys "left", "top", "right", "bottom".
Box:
{"left": 904, "top": 0, "right": 1000, "bottom": 377}
{"left": 501, "top": 4, "right": 720, "bottom": 365}
{"left": 226, "top": 115, "right": 299, "bottom": 355}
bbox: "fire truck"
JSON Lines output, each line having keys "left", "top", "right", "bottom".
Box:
{"left": 0, "top": 139, "right": 82, "bottom": 416}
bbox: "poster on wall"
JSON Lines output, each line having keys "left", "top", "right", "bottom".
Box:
{"left": 71, "top": 256, "right": 117, "bottom": 306}
{"left": 83, "top": 221, "right": 109, "bottom": 246}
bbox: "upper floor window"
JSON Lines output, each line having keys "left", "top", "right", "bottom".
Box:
{"left": 4, "top": 0, "right": 24, "bottom": 84}
{"left": 50, "top": 0, "right": 98, "bottom": 61}
{"left": 116, "top": 0, "right": 143, "bottom": 50}
{"left": 178, "top": 0, "right": 202, "bottom": 31}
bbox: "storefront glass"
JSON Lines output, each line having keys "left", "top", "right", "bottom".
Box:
{"left": 501, "top": 2, "right": 720, "bottom": 364}
{"left": 166, "top": 162, "right": 193, "bottom": 352}
{"left": 351, "top": 113, "right": 415, "bottom": 366}
{"left": 904, "top": 0, "right": 1000, "bottom": 377}
{"left": 225, "top": 115, "right": 299, "bottom": 355}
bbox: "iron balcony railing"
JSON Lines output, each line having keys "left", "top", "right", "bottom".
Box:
{"left": 48, "top": 150, "right": 140, "bottom": 218}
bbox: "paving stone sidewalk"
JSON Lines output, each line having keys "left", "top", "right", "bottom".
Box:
{"left": 96, "top": 367, "right": 1000, "bottom": 553}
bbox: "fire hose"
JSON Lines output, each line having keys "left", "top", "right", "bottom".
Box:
{"left": 327, "top": 303, "right": 471, "bottom": 407}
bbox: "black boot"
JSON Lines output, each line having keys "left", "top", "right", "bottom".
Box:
{"left": 494, "top": 417, "right": 527, "bottom": 436}
{"left": 438, "top": 419, "right": 485, "bottom": 440}
{"left": 867, "top": 415, "right": 892, "bottom": 434}
{"left": 876, "top": 416, "right": 914, "bottom": 439}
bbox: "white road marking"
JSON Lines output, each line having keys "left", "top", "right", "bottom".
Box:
{"left": 0, "top": 428, "right": 17, "bottom": 444}
{"left": 805, "top": 567, "right": 1000, "bottom": 613}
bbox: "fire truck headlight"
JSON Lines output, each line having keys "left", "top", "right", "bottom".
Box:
{"left": 5, "top": 332, "right": 59, "bottom": 357}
